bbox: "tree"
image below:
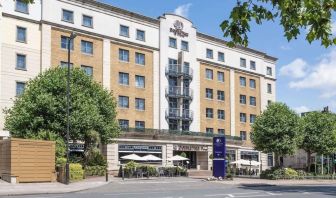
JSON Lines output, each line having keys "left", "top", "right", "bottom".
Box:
{"left": 221, "top": 0, "right": 336, "bottom": 47}
{"left": 299, "top": 111, "right": 336, "bottom": 172}
{"left": 4, "top": 68, "right": 120, "bottom": 148}
{"left": 251, "top": 102, "right": 300, "bottom": 167}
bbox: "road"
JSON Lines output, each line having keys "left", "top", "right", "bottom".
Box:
{"left": 2, "top": 178, "right": 336, "bottom": 198}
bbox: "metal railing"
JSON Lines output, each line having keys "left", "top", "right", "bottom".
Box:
{"left": 165, "top": 108, "right": 193, "bottom": 121}
{"left": 165, "top": 64, "right": 193, "bottom": 79}
{"left": 165, "top": 86, "right": 193, "bottom": 99}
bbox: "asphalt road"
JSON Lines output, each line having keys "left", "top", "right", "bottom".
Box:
{"left": 2, "top": 178, "right": 336, "bottom": 198}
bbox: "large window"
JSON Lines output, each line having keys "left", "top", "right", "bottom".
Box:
{"left": 206, "top": 88, "right": 213, "bottom": 99}
{"left": 240, "top": 95, "right": 246, "bottom": 104}
{"left": 135, "top": 98, "right": 145, "bottom": 110}
{"left": 60, "top": 61, "right": 73, "bottom": 68}
{"left": 250, "top": 79, "right": 256, "bottom": 89}
{"left": 240, "top": 58, "right": 246, "bottom": 68}
{"left": 218, "top": 52, "right": 225, "bottom": 62}
{"left": 119, "top": 72, "right": 129, "bottom": 85}
{"left": 118, "top": 96, "right": 129, "bottom": 108}
{"left": 16, "top": 27, "right": 26, "bottom": 43}
{"left": 218, "top": 109, "right": 225, "bottom": 120}
{"left": 250, "top": 96, "right": 256, "bottom": 106}
{"left": 206, "top": 69, "right": 213, "bottom": 80}
{"left": 240, "top": 76, "right": 246, "bottom": 86}
{"left": 135, "top": 121, "right": 145, "bottom": 129}
{"left": 240, "top": 113, "right": 247, "bottom": 123}
{"left": 120, "top": 25, "right": 129, "bottom": 37}
{"left": 16, "top": 82, "right": 25, "bottom": 96}
{"left": 15, "top": 0, "right": 28, "bottom": 13}
{"left": 119, "top": 49, "right": 129, "bottom": 62}
{"left": 135, "top": 75, "right": 145, "bottom": 88}
{"left": 82, "top": 15, "right": 93, "bottom": 28}
{"left": 136, "top": 29, "right": 145, "bottom": 41}
{"left": 169, "top": 37, "right": 177, "bottom": 48}
{"left": 61, "top": 36, "right": 74, "bottom": 50}
{"left": 267, "top": 67, "right": 273, "bottom": 76}
{"left": 119, "top": 119, "right": 129, "bottom": 129}
{"left": 217, "top": 90, "right": 225, "bottom": 101}
{"left": 206, "top": 49, "right": 213, "bottom": 59}
{"left": 135, "top": 53, "right": 145, "bottom": 65}
{"left": 267, "top": 83, "right": 272, "bottom": 93}
{"left": 81, "top": 40, "right": 93, "bottom": 54}
{"left": 217, "top": 71, "right": 224, "bottom": 82}
{"left": 206, "top": 108, "right": 214, "bottom": 118}
{"left": 81, "top": 65, "right": 93, "bottom": 77}
{"left": 62, "top": 9, "right": 74, "bottom": 23}
{"left": 181, "top": 40, "right": 189, "bottom": 51}
{"left": 250, "top": 61, "right": 256, "bottom": 70}
{"left": 250, "top": 114, "right": 256, "bottom": 124}
{"left": 267, "top": 153, "right": 274, "bottom": 166}
{"left": 240, "top": 131, "right": 247, "bottom": 140}
{"left": 16, "top": 54, "right": 26, "bottom": 70}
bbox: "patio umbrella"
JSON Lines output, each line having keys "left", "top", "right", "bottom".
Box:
{"left": 230, "top": 159, "right": 260, "bottom": 166}
{"left": 167, "top": 155, "right": 189, "bottom": 161}
{"left": 141, "top": 154, "right": 162, "bottom": 161}
{"left": 120, "top": 153, "right": 143, "bottom": 161}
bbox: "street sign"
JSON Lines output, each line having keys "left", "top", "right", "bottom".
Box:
{"left": 213, "top": 137, "right": 226, "bottom": 178}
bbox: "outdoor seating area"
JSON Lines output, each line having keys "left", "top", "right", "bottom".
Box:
{"left": 230, "top": 159, "right": 261, "bottom": 176}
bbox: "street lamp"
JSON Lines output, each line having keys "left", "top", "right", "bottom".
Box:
{"left": 66, "top": 32, "right": 77, "bottom": 185}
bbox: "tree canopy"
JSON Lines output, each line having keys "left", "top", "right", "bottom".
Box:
{"left": 221, "top": 0, "right": 336, "bottom": 47}
{"left": 4, "top": 68, "right": 120, "bottom": 145}
{"left": 251, "top": 102, "right": 300, "bottom": 167}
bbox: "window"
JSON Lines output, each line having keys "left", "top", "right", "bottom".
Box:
{"left": 120, "top": 25, "right": 129, "bottom": 37}
{"left": 16, "top": 54, "right": 26, "bottom": 70}
{"left": 206, "top": 128, "right": 214, "bottom": 134}
{"left": 267, "top": 83, "right": 272, "bottom": 93}
{"left": 240, "top": 58, "right": 246, "bottom": 68}
{"left": 206, "top": 69, "right": 213, "bottom": 80}
{"left": 16, "top": 27, "right": 26, "bottom": 43}
{"left": 206, "top": 49, "right": 213, "bottom": 59}
{"left": 268, "top": 100, "right": 272, "bottom": 105}
{"left": 206, "top": 108, "right": 213, "bottom": 118}
{"left": 61, "top": 36, "right": 74, "bottom": 50}
{"left": 82, "top": 15, "right": 93, "bottom": 28}
{"left": 135, "top": 75, "right": 145, "bottom": 88}
{"left": 136, "top": 29, "right": 145, "bottom": 41}
{"left": 250, "top": 61, "right": 256, "bottom": 70}
{"left": 250, "top": 114, "right": 256, "bottom": 123}
{"left": 250, "top": 79, "right": 256, "bottom": 89}
{"left": 60, "top": 61, "right": 73, "bottom": 68}
{"left": 119, "top": 119, "right": 129, "bottom": 129}
{"left": 135, "top": 121, "right": 145, "bottom": 129}
{"left": 135, "top": 98, "right": 145, "bottom": 110}
{"left": 218, "top": 109, "right": 225, "bottom": 120}
{"left": 240, "top": 76, "right": 246, "bottom": 86}
{"left": 240, "top": 131, "right": 247, "bottom": 140}
{"left": 135, "top": 52, "right": 145, "bottom": 65}
{"left": 62, "top": 9, "right": 74, "bottom": 23}
{"left": 15, "top": 0, "right": 28, "bottom": 13}
{"left": 250, "top": 96, "right": 256, "bottom": 106}
{"left": 118, "top": 96, "right": 129, "bottom": 108}
{"left": 218, "top": 129, "right": 225, "bottom": 135}
{"left": 217, "top": 71, "right": 224, "bottom": 82}
{"left": 81, "top": 40, "right": 93, "bottom": 54}
{"left": 119, "top": 49, "right": 129, "bottom": 62}
{"left": 81, "top": 65, "right": 93, "bottom": 77}
{"left": 16, "top": 82, "right": 25, "bottom": 96}
{"left": 181, "top": 40, "right": 189, "bottom": 51}
{"left": 267, "top": 67, "right": 272, "bottom": 76}
{"left": 169, "top": 37, "right": 177, "bottom": 48}
{"left": 267, "top": 153, "right": 274, "bottom": 166}
{"left": 240, "top": 95, "right": 246, "bottom": 104}
{"left": 206, "top": 88, "right": 213, "bottom": 99}
{"left": 217, "top": 90, "right": 225, "bottom": 101}
{"left": 218, "top": 52, "right": 225, "bottom": 62}
{"left": 240, "top": 113, "right": 247, "bottom": 123}
{"left": 119, "top": 72, "right": 129, "bottom": 85}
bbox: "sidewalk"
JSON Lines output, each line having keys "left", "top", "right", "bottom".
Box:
{"left": 0, "top": 176, "right": 110, "bottom": 196}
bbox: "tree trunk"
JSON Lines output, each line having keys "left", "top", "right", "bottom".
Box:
{"left": 307, "top": 150, "right": 312, "bottom": 173}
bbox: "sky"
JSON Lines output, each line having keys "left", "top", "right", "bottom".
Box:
{"left": 101, "top": 0, "right": 336, "bottom": 113}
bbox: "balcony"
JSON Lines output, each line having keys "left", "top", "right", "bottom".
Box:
{"left": 165, "top": 64, "right": 193, "bottom": 79}
{"left": 165, "top": 86, "right": 193, "bottom": 100}
{"left": 165, "top": 108, "right": 193, "bottom": 121}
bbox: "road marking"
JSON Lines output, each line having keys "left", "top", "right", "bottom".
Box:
{"left": 205, "top": 192, "right": 260, "bottom": 197}
{"left": 205, "top": 191, "right": 282, "bottom": 197}
{"left": 117, "top": 180, "right": 198, "bottom": 184}
{"left": 104, "top": 191, "right": 166, "bottom": 196}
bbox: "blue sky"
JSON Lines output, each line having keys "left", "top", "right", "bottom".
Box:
{"left": 102, "top": 0, "right": 336, "bottom": 113}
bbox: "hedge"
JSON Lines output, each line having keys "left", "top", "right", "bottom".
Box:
{"left": 70, "top": 163, "right": 84, "bottom": 181}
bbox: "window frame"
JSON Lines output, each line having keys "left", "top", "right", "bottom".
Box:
{"left": 136, "top": 29, "right": 146, "bottom": 41}
{"left": 267, "top": 83, "right": 272, "bottom": 93}
{"left": 118, "top": 72, "right": 129, "bottom": 86}
{"left": 15, "top": 0, "right": 29, "bottom": 14}
{"left": 250, "top": 96, "right": 256, "bottom": 106}
{"left": 240, "top": 131, "right": 247, "bottom": 140}
{"left": 119, "top": 49, "right": 130, "bottom": 62}
{"left": 82, "top": 14, "right": 93, "bottom": 28}
{"left": 206, "top": 128, "right": 214, "bottom": 134}
{"left": 218, "top": 109, "right": 225, "bottom": 120}
{"left": 240, "top": 58, "right": 247, "bottom": 68}
{"left": 81, "top": 40, "right": 93, "bottom": 55}
{"left": 16, "top": 53, "right": 27, "bottom": 70}
{"left": 62, "top": 9, "right": 74, "bottom": 23}
{"left": 206, "top": 49, "right": 213, "bottom": 59}
{"left": 218, "top": 52, "right": 225, "bottom": 62}
{"left": 217, "top": 90, "right": 225, "bottom": 101}
{"left": 240, "top": 113, "right": 247, "bottom": 123}
{"left": 239, "top": 76, "right": 246, "bottom": 87}
{"left": 250, "top": 60, "right": 256, "bottom": 70}
{"left": 135, "top": 75, "right": 145, "bottom": 88}
{"left": 218, "top": 129, "right": 225, "bottom": 135}
{"left": 206, "top": 108, "right": 214, "bottom": 118}
{"left": 267, "top": 66, "right": 273, "bottom": 76}
{"left": 118, "top": 96, "right": 129, "bottom": 108}
{"left": 250, "top": 114, "right": 256, "bottom": 124}
{"left": 249, "top": 79, "right": 256, "bottom": 89}
{"left": 81, "top": 65, "right": 93, "bottom": 77}
{"left": 119, "top": 25, "right": 130, "bottom": 37}
{"left": 135, "top": 52, "right": 146, "bottom": 65}
{"left": 135, "top": 98, "right": 146, "bottom": 111}
{"left": 16, "top": 26, "right": 27, "bottom": 43}
{"left": 181, "top": 40, "right": 189, "bottom": 52}
{"left": 119, "top": 119, "right": 129, "bottom": 129}
{"left": 135, "top": 121, "right": 145, "bottom": 129}
{"left": 217, "top": 71, "right": 224, "bottom": 82}
{"left": 15, "top": 81, "right": 26, "bottom": 96}
{"left": 205, "top": 88, "right": 213, "bottom": 99}
{"left": 240, "top": 95, "right": 247, "bottom": 105}
{"left": 169, "top": 37, "right": 177, "bottom": 48}
{"left": 61, "top": 36, "right": 74, "bottom": 51}
{"left": 205, "top": 69, "right": 213, "bottom": 80}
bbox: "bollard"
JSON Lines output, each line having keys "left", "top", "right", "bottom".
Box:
{"left": 121, "top": 165, "right": 125, "bottom": 180}
{"left": 106, "top": 169, "right": 109, "bottom": 182}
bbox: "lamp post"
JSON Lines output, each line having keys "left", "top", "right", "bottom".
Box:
{"left": 65, "top": 32, "right": 77, "bottom": 185}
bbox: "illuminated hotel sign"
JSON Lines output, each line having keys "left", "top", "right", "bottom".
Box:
{"left": 173, "top": 144, "right": 208, "bottom": 151}
{"left": 170, "top": 20, "right": 189, "bottom": 38}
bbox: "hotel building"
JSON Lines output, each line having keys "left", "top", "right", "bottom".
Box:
{"left": 0, "top": 0, "right": 276, "bottom": 173}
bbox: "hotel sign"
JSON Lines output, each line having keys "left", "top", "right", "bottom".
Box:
{"left": 173, "top": 144, "right": 208, "bottom": 151}
{"left": 170, "top": 20, "right": 189, "bottom": 38}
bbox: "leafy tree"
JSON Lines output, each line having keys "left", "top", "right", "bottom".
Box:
{"left": 4, "top": 68, "right": 120, "bottom": 150}
{"left": 221, "top": 0, "right": 336, "bottom": 47}
{"left": 299, "top": 111, "right": 336, "bottom": 172}
{"left": 251, "top": 102, "right": 300, "bottom": 167}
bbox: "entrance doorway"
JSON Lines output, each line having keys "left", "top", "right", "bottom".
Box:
{"left": 173, "top": 151, "right": 197, "bottom": 169}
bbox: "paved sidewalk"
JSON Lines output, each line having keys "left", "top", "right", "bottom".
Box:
{"left": 0, "top": 176, "right": 110, "bottom": 196}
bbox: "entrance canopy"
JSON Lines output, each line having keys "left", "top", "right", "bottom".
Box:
{"left": 167, "top": 155, "right": 189, "bottom": 161}
{"left": 120, "top": 153, "right": 143, "bottom": 161}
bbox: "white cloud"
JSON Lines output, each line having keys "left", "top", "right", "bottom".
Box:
{"left": 280, "top": 45, "right": 292, "bottom": 51}
{"left": 279, "top": 58, "right": 308, "bottom": 78}
{"left": 173, "top": 3, "right": 192, "bottom": 18}
{"left": 293, "top": 106, "right": 310, "bottom": 114}
{"left": 288, "top": 48, "right": 336, "bottom": 99}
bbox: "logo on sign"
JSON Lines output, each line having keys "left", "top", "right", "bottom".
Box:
{"left": 170, "top": 20, "right": 189, "bottom": 38}
{"left": 216, "top": 138, "right": 221, "bottom": 143}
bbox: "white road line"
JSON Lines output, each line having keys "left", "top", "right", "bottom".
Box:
{"left": 205, "top": 192, "right": 261, "bottom": 197}
{"left": 104, "top": 191, "right": 166, "bottom": 196}
{"left": 117, "top": 180, "right": 198, "bottom": 184}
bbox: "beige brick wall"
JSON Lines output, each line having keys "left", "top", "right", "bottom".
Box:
{"left": 110, "top": 42, "right": 154, "bottom": 128}
{"left": 51, "top": 27, "right": 103, "bottom": 84}
{"left": 199, "top": 63, "right": 231, "bottom": 134}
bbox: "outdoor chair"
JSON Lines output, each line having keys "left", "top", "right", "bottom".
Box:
{"left": 135, "top": 169, "right": 143, "bottom": 178}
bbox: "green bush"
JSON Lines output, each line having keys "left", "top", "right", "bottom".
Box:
{"left": 56, "top": 157, "right": 67, "bottom": 167}
{"left": 261, "top": 167, "right": 299, "bottom": 180}
{"left": 86, "top": 150, "right": 107, "bottom": 167}
{"left": 85, "top": 165, "right": 106, "bottom": 176}
{"left": 70, "top": 163, "right": 84, "bottom": 182}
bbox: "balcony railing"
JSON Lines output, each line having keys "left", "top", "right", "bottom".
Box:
{"left": 165, "top": 86, "right": 193, "bottom": 100}
{"left": 165, "top": 108, "right": 193, "bottom": 121}
{"left": 165, "top": 64, "right": 193, "bottom": 79}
